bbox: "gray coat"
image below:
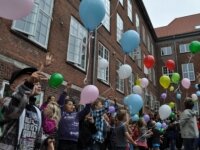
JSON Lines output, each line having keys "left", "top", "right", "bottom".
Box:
{"left": 180, "top": 109, "right": 199, "bottom": 139}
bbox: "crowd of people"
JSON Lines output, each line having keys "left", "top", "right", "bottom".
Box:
{"left": 0, "top": 66, "right": 200, "bottom": 150}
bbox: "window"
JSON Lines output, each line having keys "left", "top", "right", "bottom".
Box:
{"left": 0, "top": 81, "right": 11, "bottom": 98}
{"left": 116, "top": 13, "right": 123, "bottom": 42}
{"left": 193, "top": 102, "right": 199, "bottom": 115}
{"left": 97, "top": 42, "right": 109, "bottom": 83}
{"left": 195, "top": 25, "right": 200, "bottom": 30}
{"left": 128, "top": 73, "right": 135, "bottom": 94}
{"left": 116, "top": 60, "right": 124, "bottom": 93}
{"left": 127, "top": 0, "right": 132, "bottom": 22}
{"left": 119, "top": 0, "right": 123, "bottom": 6}
{"left": 147, "top": 36, "right": 151, "bottom": 52}
{"left": 136, "top": 46, "right": 142, "bottom": 68}
{"left": 152, "top": 69, "right": 156, "bottom": 86}
{"left": 12, "top": 0, "right": 54, "bottom": 49}
{"left": 67, "top": 17, "right": 88, "bottom": 71}
{"left": 151, "top": 43, "right": 154, "bottom": 55}
{"left": 179, "top": 43, "right": 190, "bottom": 53}
{"left": 182, "top": 63, "right": 195, "bottom": 81}
{"left": 162, "top": 66, "right": 173, "bottom": 76}
{"left": 142, "top": 25, "right": 146, "bottom": 44}
{"left": 154, "top": 101, "right": 160, "bottom": 112}
{"left": 135, "top": 13, "right": 140, "bottom": 35}
{"left": 102, "top": 0, "right": 110, "bottom": 31}
{"left": 161, "top": 46, "right": 172, "bottom": 56}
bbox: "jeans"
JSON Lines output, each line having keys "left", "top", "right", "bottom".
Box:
{"left": 183, "top": 138, "right": 196, "bottom": 150}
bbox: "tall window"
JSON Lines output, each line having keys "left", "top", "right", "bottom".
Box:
{"left": 152, "top": 69, "right": 156, "bottom": 86}
{"left": 116, "top": 60, "right": 124, "bottom": 93}
{"left": 182, "top": 63, "right": 195, "bottom": 81}
{"left": 116, "top": 13, "right": 123, "bottom": 42}
{"left": 135, "top": 13, "right": 140, "bottom": 35}
{"left": 0, "top": 81, "right": 11, "bottom": 98}
{"left": 142, "top": 25, "right": 146, "bottom": 44}
{"left": 151, "top": 43, "right": 154, "bottom": 55}
{"left": 147, "top": 36, "right": 151, "bottom": 52}
{"left": 136, "top": 46, "right": 142, "bottom": 68}
{"left": 12, "top": 0, "right": 54, "bottom": 49}
{"left": 161, "top": 46, "right": 172, "bottom": 56}
{"left": 119, "top": 0, "right": 123, "bottom": 6}
{"left": 67, "top": 17, "right": 88, "bottom": 71}
{"left": 162, "top": 66, "right": 173, "bottom": 76}
{"left": 102, "top": 0, "right": 110, "bottom": 31}
{"left": 127, "top": 0, "right": 133, "bottom": 22}
{"left": 179, "top": 43, "right": 190, "bottom": 53}
{"left": 97, "top": 42, "right": 109, "bottom": 83}
{"left": 128, "top": 73, "right": 135, "bottom": 94}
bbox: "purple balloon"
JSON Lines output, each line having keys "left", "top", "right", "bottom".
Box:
{"left": 143, "top": 114, "right": 150, "bottom": 122}
{"left": 108, "top": 106, "right": 115, "bottom": 113}
{"left": 162, "top": 122, "right": 167, "bottom": 129}
{"left": 161, "top": 93, "right": 167, "bottom": 99}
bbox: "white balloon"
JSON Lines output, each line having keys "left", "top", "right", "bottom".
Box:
{"left": 132, "top": 85, "right": 143, "bottom": 95}
{"left": 191, "top": 94, "right": 198, "bottom": 101}
{"left": 159, "top": 104, "right": 172, "bottom": 120}
{"left": 118, "top": 64, "right": 132, "bottom": 79}
{"left": 98, "top": 57, "right": 109, "bottom": 69}
{"left": 141, "top": 78, "right": 149, "bottom": 88}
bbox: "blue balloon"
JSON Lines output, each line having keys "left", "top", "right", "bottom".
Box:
{"left": 119, "top": 30, "right": 140, "bottom": 53}
{"left": 176, "top": 93, "right": 181, "bottom": 100}
{"left": 131, "top": 114, "right": 139, "bottom": 122}
{"left": 195, "top": 84, "right": 199, "bottom": 90}
{"left": 155, "top": 122, "right": 162, "bottom": 129}
{"left": 126, "top": 94, "right": 143, "bottom": 114}
{"left": 196, "top": 91, "right": 200, "bottom": 97}
{"left": 79, "top": 0, "right": 106, "bottom": 31}
{"left": 123, "top": 96, "right": 129, "bottom": 105}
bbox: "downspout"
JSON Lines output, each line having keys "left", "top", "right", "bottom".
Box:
{"left": 92, "top": 29, "right": 98, "bottom": 85}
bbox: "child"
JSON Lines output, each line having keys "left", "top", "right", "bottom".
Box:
{"left": 151, "top": 121, "right": 161, "bottom": 150}
{"left": 40, "top": 96, "right": 56, "bottom": 111}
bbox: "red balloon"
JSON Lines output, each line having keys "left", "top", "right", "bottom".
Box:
{"left": 143, "top": 55, "right": 155, "bottom": 69}
{"left": 166, "top": 59, "right": 175, "bottom": 71}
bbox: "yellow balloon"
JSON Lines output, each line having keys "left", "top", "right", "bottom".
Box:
{"left": 135, "top": 78, "right": 141, "bottom": 86}
{"left": 169, "top": 86, "right": 174, "bottom": 92}
{"left": 169, "top": 102, "right": 175, "bottom": 108}
{"left": 159, "top": 75, "right": 170, "bottom": 89}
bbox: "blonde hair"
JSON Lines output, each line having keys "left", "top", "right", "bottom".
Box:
{"left": 44, "top": 101, "right": 61, "bottom": 127}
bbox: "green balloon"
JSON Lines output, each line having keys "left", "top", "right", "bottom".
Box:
{"left": 189, "top": 41, "right": 200, "bottom": 54}
{"left": 48, "top": 73, "right": 64, "bottom": 88}
{"left": 171, "top": 73, "right": 180, "bottom": 84}
{"left": 160, "top": 128, "right": 164, "bottom": 134}
{"left": 169, "top": 112, "right": 175, "bottom": 119}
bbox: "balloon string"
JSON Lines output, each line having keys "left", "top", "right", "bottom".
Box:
{"left": 101, "top": 83, "right": 114, "bottom": 96}
{"left": 174, "top": 84, "right": 180, "bottom": 93}
{"left": 84, "top": 32, "right": 92, "bottom": 84}
{"left": 188, "top": 54, "right": 193, "bottom": 63}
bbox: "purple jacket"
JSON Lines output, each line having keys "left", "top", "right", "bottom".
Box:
{"left": 57, "top": 91, "right": 90, "bottom": 142}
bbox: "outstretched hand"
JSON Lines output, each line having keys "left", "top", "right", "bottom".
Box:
{"left": 39, "top": 53, "right": 54, "bottom": 71}
{"left": 27, "top": 71, "right": 48, "bottom": 83}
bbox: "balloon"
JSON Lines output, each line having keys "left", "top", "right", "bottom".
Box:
{"left": 165, "top": 59, "right": 175, "bottom": 71}
{"left": 171, "top": 73, "right": 180, "bottom": 84}
{"left": 196, "top": 91, "right": 200, "bottom": 97}
{"left": 160, "top": 128, "right": 164, "bottom": 134}
{"left": 120, "top": 30, "right": 140, "bottom": 53}
{"left": 132, "top": 85, "right": 143, "bottom": 95}
{"left": 125, "top": 94, "right": 143, "bottom": 115}
{"left": 155, "top": 122, "right": 162, "bottom": 129}
{"left": 162, "top": 122, "right": 167, "bottom": 129}
{"left": 79, "top": 0, "right": 106, "bottom": 31}
{"left": 140, "top": 78, "right": 149, "bottom": 88}
{"left": 161, "top": 93, "right": 167, "bottom": 100}
{"left": 181, "top": 78, "right": 191, "bottom": 89}
{"left": 143, "top": 55, "right": 155, "bottom": 69}
{"left": 131, "top": 114, "right": 139, "bottom": 122}
{"left": 191, "top": 94, "right": 198, "bottom": 101}
{"left": 0, "top": 0, "right": 34, "bottom": 20}
{"left": 169, "top": 86, "right": 174, "bottom": 92}
{"left": 118, "top": 64, "right": 132, "bottom": 79}
{"left": 98, "top": 57, "right": 109, "bottom": 69}
{"left": 159, "top": 75, "right": 170, "bottom": 89}
{"left": 123, "top": 96, "right": 129, "bottom": 105}
{"left": 176, "top": 93, "right": 181, "bottom": 100}
{"left": 108, "top": 106, "right": 115, "bottom": 113}
{"left": 135, "top": 78, "right": 141, "bottom": 86}
{"left": 169, "top": 102, "right": 175, "bottom": 109}
{"left": 80, "top": 85, "right": 99, "bottom": 104}
{"left": 159, "top": 104, "right": 172, "bottom": 120}
{"left": 143, "top": 114, "right": 150, "bottom": 123}
{"left": 48, "top": 73, "right": 64, "bottom": 88}
{"left": 169, "top": 112, "right": 175, "bottom": 120}
{"left": 189, "top": 41, "right": 200, "bottom": 54}
{"left": 195, "top": 84, "right": 199, "bottom": 90}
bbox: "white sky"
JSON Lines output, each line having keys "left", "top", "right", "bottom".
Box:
{"left": 143, "top": 0, "right": 200, "bottom": 28}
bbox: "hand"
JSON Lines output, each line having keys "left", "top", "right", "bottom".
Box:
{"left": 38, "top": 53, "right": 54, "bottom": 71}
{"left": 27, "top": 71, "right": 48, "bottom": 83}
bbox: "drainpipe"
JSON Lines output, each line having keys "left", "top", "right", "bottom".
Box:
{"left": 92, "top": 29, "right": 98, "bottom": 85}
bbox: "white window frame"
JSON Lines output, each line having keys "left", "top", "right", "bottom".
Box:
{"left": 181, "top": 63, "right": 195, "bottom": 81}
{"left": 128, "top": 73, "right": 134, "bottom": 94}
{"left": 161, "top": 46, "right": 172, "bottom": 56}
{"left": 116, "top": 60, "right": 124, "bottom": 93}
{"left": 162, "top": 66, "right": 173, "bottom": 76}
{"left": 127, "top": 0, "right": 133, "bottom": 22}
{"left": 142, "top": 25, "right": 146, "bottom": 44}
{"left": 136, "top": 46, "right": 142, "bottom": 68}
{"left": 179, "top": 43, "right": 190, "bottom": 53}
{"left": 152, "top": 69, "right": 156, "bottom": 86}
{"left": 135, "top": 13, "right": 140, "bottom": 35}
{"left": 147, "top": 36, "right": 151, "bottom": 52}
{"left": 116, "top": 13, "right": 123, "bottom": 42}
{"left": 67, "top": 16, "right": 88, "bottom": 71}
{"left": 0, "top": 80, "right": 9, "bottom": 98}
{"left": 97, "top": 42, "right": 109, "bottom": 84}
{"left": 12, "top": 0, "right": 54, "bottom": 49}
{"left": 102, "top": 0, "right": 110, "bottom": 31}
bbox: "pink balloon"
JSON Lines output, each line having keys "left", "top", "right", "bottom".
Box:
{"left": 141, "top": 78, "right": 149, "bottom": 88}
{"left": 80, "top": 85, "right": 99, "bottom": 104}
{"left": 181, "top": 78, "right": 191, "bottom": 89}
{"left": 0, "top": 0, "right": 34, "bottom": 20}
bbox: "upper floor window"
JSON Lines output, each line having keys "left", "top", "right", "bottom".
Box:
{"left": 102, "top": 0, "right": 110, "bottom": 31}
{"left": 136, "top": 46, "right": 142, "bottom": 68}
{"left": 97, "top": 42, "right": 109, "bottom": 83}
{"left": 152, "top": 69, "right": 156, "bottom": 86}
{"left": 67, "top": 16, "right": 88, "bottom": 71}
{"left": 0, "top": 81, "right": 11, "bottom": 98}
{"left": 119, "top": 0, "right": 123, "bottom": 6}
{"left": 179, "top": 43, "right": 190, "bottom": 53}
{"left": 142, "top": 25, "right": 146, "bottom": 44}
{"left": 161, "top": 46, "right": 172, "bottom": 56}
{"left": 182, "top": 63, "right": 195, "bottom": 81}
{"left": 116, "top": 13, "right": 123, "bottom": 42}
{"left": 162, "top": 66, "right": 173, "bottom": 76}
{"left": 116, "top": 60, "right": 124, "bottom": 93}
{"left": 128, "top": 73, "right": 135, "bottom": 94}
{"left": 11, "top": 0, "right": 54, "bottom": 49}
{"left": 135, "top": 13, "right": 140, "bottom": 35}
{"left": 147, "top": 36, "right": 151, "bottom": 52}
{"left": 127, "top": 0, "right": 133, "bottom": 22}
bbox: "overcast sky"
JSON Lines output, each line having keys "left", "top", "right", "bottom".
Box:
{"left": 143, "top": 0, "right": 200, "bottom": 28}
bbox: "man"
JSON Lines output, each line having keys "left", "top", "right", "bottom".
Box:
{"left": 0, "top": 67, "right": 47, "bottom": 150}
